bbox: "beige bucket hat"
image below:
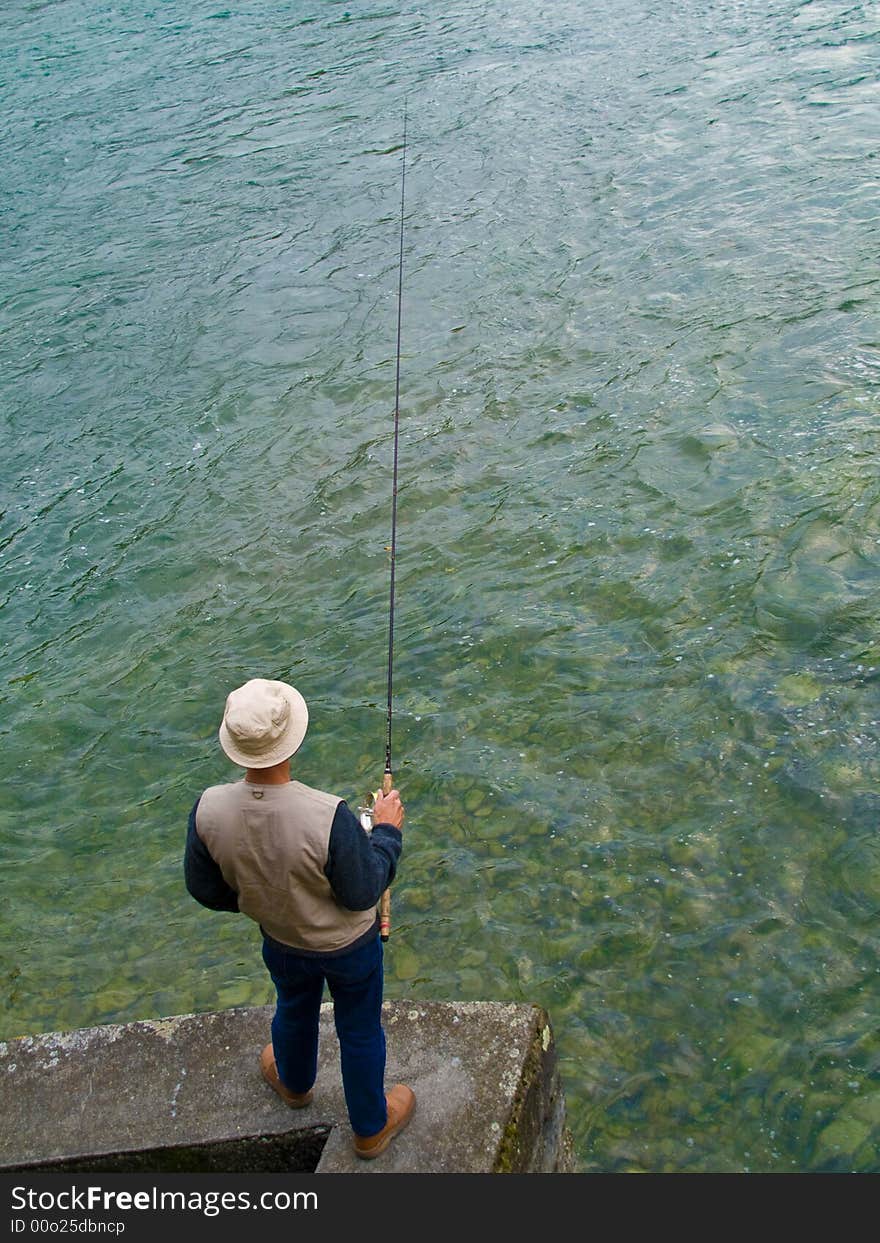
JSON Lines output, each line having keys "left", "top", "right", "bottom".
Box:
{"left": 218, "top": 678, "right": 309, "bottom": 768}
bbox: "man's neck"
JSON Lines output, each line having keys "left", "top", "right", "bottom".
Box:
{"left": 245, "top": 759, "right": 291, "bottom": 785}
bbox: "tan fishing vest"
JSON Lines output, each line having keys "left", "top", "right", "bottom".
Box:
{"left": 195, "top": 779, "right": 377, "bottom": 952}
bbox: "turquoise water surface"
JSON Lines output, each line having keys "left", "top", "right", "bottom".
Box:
{"left": 2, "top": 0, "right": 879, "bottom": 1171}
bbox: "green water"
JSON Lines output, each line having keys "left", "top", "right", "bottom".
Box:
{"left": 2, "top": 0, "right": 879, "bottom": 1172}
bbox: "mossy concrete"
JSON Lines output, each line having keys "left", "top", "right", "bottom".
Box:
{"left": 1, "top": 1000, "right": 573, "bottom": 1174}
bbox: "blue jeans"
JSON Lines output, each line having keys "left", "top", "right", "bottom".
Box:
{"left": 261, "top": 932, "right": 388, "bottom": 1138}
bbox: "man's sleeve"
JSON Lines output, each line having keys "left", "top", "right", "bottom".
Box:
{"left": 184, "top": 797, "right": 240, "bottom": 912}
{"left": 325, "top": 801, "right": 402, "bottom": 912}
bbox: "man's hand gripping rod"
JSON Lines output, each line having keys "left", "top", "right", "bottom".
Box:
{"left": 378, "top": 771, "right": 393, "bottom": 941}
{"left": 359, "top": 772, "right": 395, "bottom": 942}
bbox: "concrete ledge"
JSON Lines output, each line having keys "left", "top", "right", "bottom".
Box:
{"left": 1, "top": 1001, "right": 573, "bottom": 1174}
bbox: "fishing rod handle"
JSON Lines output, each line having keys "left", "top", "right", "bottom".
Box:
{"left": 379, "top": 771, "right": 393, "bottom": 941}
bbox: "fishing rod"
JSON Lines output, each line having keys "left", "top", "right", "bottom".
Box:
{"left": 361, "top": 106, "right": 407, "bottom": 942}
{"left": 385, "top": 102, "right": 407, "bottom": 789}
{"left": 379, "top": 103, "right": 408, "bottom": 942}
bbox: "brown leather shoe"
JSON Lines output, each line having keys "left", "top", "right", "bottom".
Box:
{"left": 353, "top": 1084, "right": 416, "bottom": 1159}
{"left": 260, "top": 1043, "right": 313, "bottom": 1108}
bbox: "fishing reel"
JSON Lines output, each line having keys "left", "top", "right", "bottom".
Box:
{"left": 358, "top": 790, "right": 383, "bottom": 832}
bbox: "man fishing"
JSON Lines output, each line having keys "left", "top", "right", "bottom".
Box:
{"left": 184, "top": 676, "right": 416, "bottom": 1159}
